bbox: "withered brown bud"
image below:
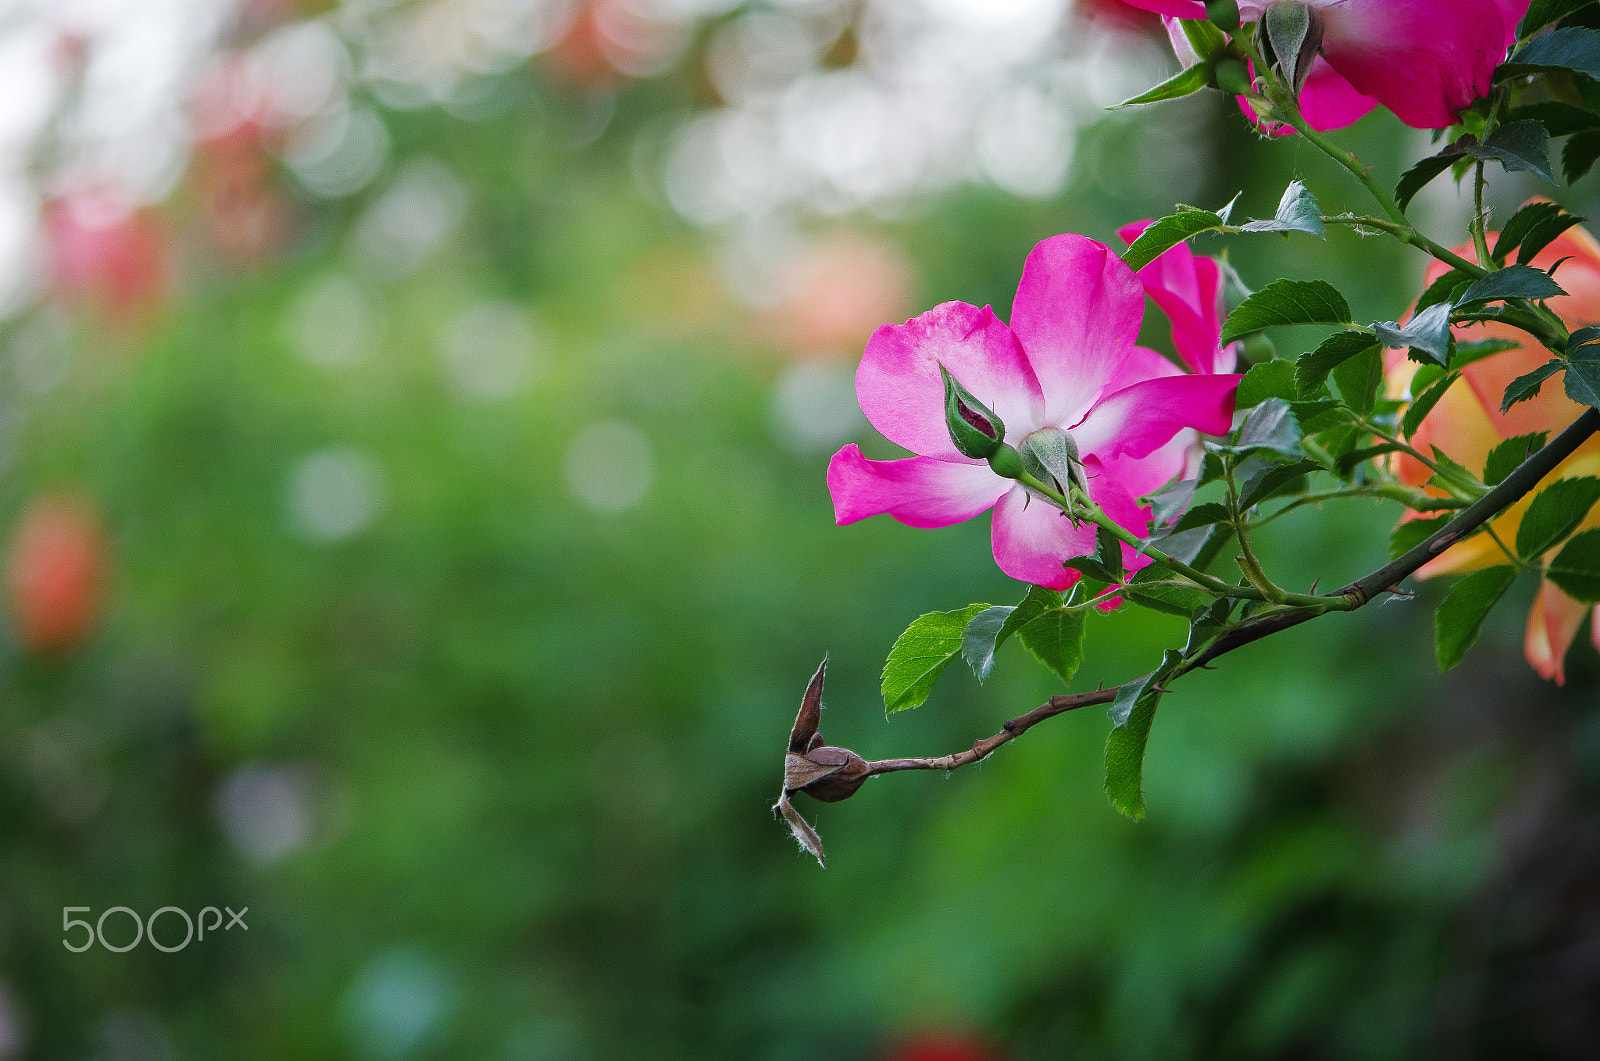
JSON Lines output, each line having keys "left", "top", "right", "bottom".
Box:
{"left": 774, "top": 656, "right": 873, "bottom": 866}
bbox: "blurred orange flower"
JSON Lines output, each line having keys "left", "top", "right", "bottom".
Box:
{"left": 5, "top": 491, "right": 108, "bottom": 654}
{"left": 1390, "top": 211, "right": 1600, "bottom": 683}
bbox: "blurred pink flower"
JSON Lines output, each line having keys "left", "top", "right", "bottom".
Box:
{"left": 1130, "top": 0, "right": 1529, "bottom": 130}
{"left": 5, "top": 491, "right": 108, "bottom": 654}
{"left": 828, "top": 234, "right": 1240, "bottom": 590}
{"left": 45, "top": 191, "right": 167, "bottom": 315}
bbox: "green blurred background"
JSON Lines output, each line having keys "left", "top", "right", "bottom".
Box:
{"left": 2, "top": 0, "right": 1599, "bottom": 1057}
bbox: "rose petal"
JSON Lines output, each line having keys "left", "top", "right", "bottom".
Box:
{"left": 1072, "top": 372, "right": 1241, "bottom": 462}
{"left": 1009, "top": 234, "right": 1146, "bottom": 428}
{"left": 856, "top": 301, "right": 1044, "bottom": 460}
{"left": 827, "top": 445, "right": 1010, "bottom": 528}
{"left": 1525, "top": 579, "right": 1589, "bottom": 686}
{"left": 988, "top": 485, "right": 1097, "bottom": 590}
{"left": 1117, "top": 222, "right": 1238, "bottom": 374}
{"left": 1320, "top": 0, "right": 1513, "bottom": 129}
{"left": 1118, "top": 0, "right": 1207, "bottom": 16}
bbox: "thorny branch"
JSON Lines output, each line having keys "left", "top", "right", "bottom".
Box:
{"left": 776, "top": 408, "right": 1600, "bottom": 866}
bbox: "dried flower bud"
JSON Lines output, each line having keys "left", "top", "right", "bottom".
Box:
{"left": 773, "top": 656, "right": 873, "bottom": 866}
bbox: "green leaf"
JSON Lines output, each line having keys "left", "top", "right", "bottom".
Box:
{"left": 1375, "top": 302, "right": 1453, "bottom": 366}
{"left": 1416, "top": 267, "right": 1476, "bottom": 312}
{"left": 1565, "top": 338, "right": 1600, "bottom": 409}
{"left": 1240, "top": 180, "right": 1325, "bottom": 238}
{"left": 1144, "top": 477, "right": 1199, "bottom": 525}
{"left": 881, "top": 604, "right": 988, "bottom": 713}
{"left": 1521, "top": 213, "right": 1586, "bottom": 262}
{"left": 1501, "top": 358, "right": 1563, "bottom": 412}
{"left": 1517, "top": 476, "right": 1600, "bottom": 557}
{"left": 1503, "top": 26, "right": 1600, "bottom": 81}
{"left": 1168, "top": 501, "right": 1232, "bottom": 534}
{"left": 1492, "top": 201, "right": 1567, "bottom": 263}
{"left": 959, "top": 586, "right": 1060, "bottom": 682}
{"left": 1336, "top": 443, "right": 1407, "bottom": 479}
{"left": 1546, "top": 527, "right": 1600, "bottom": 601}
{"left": 1239, "top": 459, "right": 1319, "bottom": 509}
{"left": 1463, "top": 121, "right": 1557, "bottom": 184}
{"left": 1562, "top": 131, "right": 1600, "bottom": 184}
{"left": 1395, "top": 150, "right": 1461, "bottom": 213}
{"left": 1122, "top": 209, "right": 1229, "bottom": 272}
{"left": 1017, "top": 607, "right": 1087, "bottom": 688}
{"left": 1331, "top": 343, "right": 1383, "bottom": 416}
{"left": 1124, "top": 565, "right": 1212, "bottom": 617}
{"left": 1519, "top": 0, "right": 1599, "bottom": 38}
{"left": 1235, "top": 398, "right": 1303, "bottom": 458}
{"left": 1219, "top": 279, "right": 1352, "bottom": 345}
{"left": 1428, "top": 448, "right": 1487, "bottom": 498}
{"left": 1111, "top": 62, "right": 1213, "bottom": 108}
{"left": 1105, "top": 683, "right": 1161, "bottom": 821}
{"left": 1390, "top": 514, "right": 1454, "bottom": 560}
{"left": 1296, "top": 330, "right": 1377, "bottom": 395}
{"left": 1459, "top": 265, "right": 1568, "bottom": 303}
{"left": 1064, "top": 524, "right": 1125, "bottom": 583}
{"left": 1483, "top": 432, "right": 1549, "bottom": 486}
{"left": 1508, "top": 100, "right": 1600, "bottom": 138}
{"left": 1402, "top": 370, "right": 1461, "bottom": 438}
{"left": 1236, "top": 358, "right": 1299, "bottom": 407}
{"left": 1435, "top": 566, "right": 1518, "bottom": 670}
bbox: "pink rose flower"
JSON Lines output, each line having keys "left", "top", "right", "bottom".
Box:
{"left": 827, "top": 234, "right": 1241, "bottom": 590}
{"left": 1128, "top": 0, "right": 1530, "bottom": 131}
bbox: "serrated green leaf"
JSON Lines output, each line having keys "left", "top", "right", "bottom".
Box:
{"left": 1508, "top": 99, "right": 1600, "bottom": 137}
{"left": 1493, "top": 202, "right": 1566, "bottom": 262}
{"left": 1123, "top": 570, "right": 1212, "bottom": 618}
{"left": 1232, "top": 397, "right": 1303, "bottom": 458}
{"left": 1395, "top": 150, "right": 1461, "bottom": 213}
{"left": 1521, "top": 213, "right": 1586, "bottom": 262}
{"left": 1566, "top": 340, "right": 1600, "bottom": 408}
{"left": 1403, "top": 370, "right": 1460, "bottom": 438}
{"left": 1484, "top": 432, "right": 1549, "bottom": 486}
{"left": 1064, "top": 524, "right": 1125, "bottom": 584}
{"left": 1296, "top": 330, "right": 1377, "bottom": 395}
{"left": 1239, "top": 459, "right": 1318, "bottom": 509}
{"left": 1331, "top": 343, "right": 1383, "bottom": 416}
{"left": 1236, "top": 358, "right": 1299, "bottom": 407}
{"left": 1017, "top": 607, "right": 1086, "bottom": 688}
{"left": 1336, "top": 443, "right": 1407, "bottom": 479}
{"left": 1459, "top": 265, "right": 1568, "bottom": 303}
{"left": 1375, "top": 302, "right": 1453, "bottom": 366}
{"left": 1105, "top": 684, "right": 1161, "bottom": 820}
{"left": 1428, "top": 447, "right": 1488, "bottom": 498}
{"left": 1547, "top": 527, "right": 1600, "bottom": 601}
{"left": 959, "top": 585, "right": 1060, "bottom": 681}
{"left": 1111, "top": 62, "right": 1213, "bottom": 108}
{"left": 1144, "top": 477, "right": 1199, "bottom": 525}
{"left": 1219, "top": 279, "right": 1352, "bottom": 344}
{"left": 1435, "top": 565, "right": 1518, "bottom": 670}
{"left": 881, "top": 604, "right": 989, "bottom": 713}
{"left": 1519, "top": 0, "right": 1599, "bottom": 38}
{"left": 1240, "top": 180, "right": 1325, "bottom": 238}
{"left": 1122, "top": 209, "right": 1229, "bottom": 272}
{"left": 1517, "top": 476, "right": 1600, "bottom": 557}
{"left": 1504, "top": 25, "right": 1600, "bottom": 80}
{"left": 1463, "top": 120, "right": 1557, "bottom": 184}
{"left": 1562, "top": 131, "right": 1600, "bottom": 184}
{"left": 1501, "top": 358, "right": 1564, "bottom": 412}
{"left": 1390, "top": 514, "right": 1454, "bottom": 559}
{"left": 1168, "top": 501, "right": 1232, "bottom": 534}
{"left": 1416, "top": 268, "right": 1476, "bottom": 312}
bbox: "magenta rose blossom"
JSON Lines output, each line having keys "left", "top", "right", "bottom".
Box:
{"left": 827, "top": 234, "right": 1241, "bottom": 590}
{"left": 1131, "top": 0, "right": 1530, "bottom": 131}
